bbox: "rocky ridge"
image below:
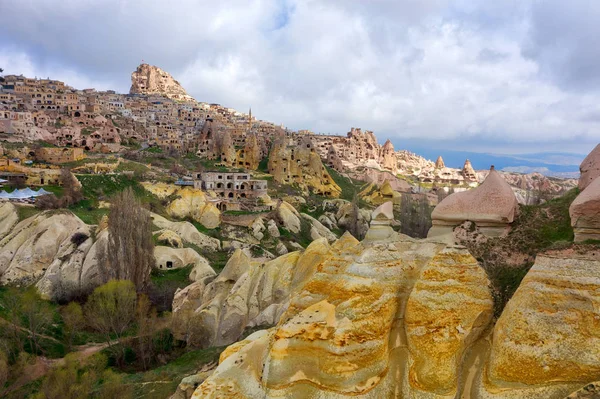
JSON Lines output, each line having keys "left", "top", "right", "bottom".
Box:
{"left": 186, "top": 202, "right": 600, "bottom": 399}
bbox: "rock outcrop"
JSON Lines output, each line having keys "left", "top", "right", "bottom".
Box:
{"left": 570, "top": 176, "right": 600, "bottom": 242}
{"left": 579, "top": 144, "right": 600, "bottom": 191}
{"left": 192, "top": 228, "right": 495, "bottom": 398}
{"left": 487, "top": 254, "right": 600, "bottom": 398}
{"left": 154, "top": 246, "right": 215, "bottom": 284}
{"left": 142, "top": 183, "right": 221, "bottom": 229}
{"left": 429, "top": 166, "right": 518, "bottom": 238}
{"left": 172, "top": 245, "right": 330, "bottom": 348}
{"left": 268, "top": 135, "right": 341, "bottom": 197}
{"left": 190, "top": 221, "right": 600, "bottom": 398}
{"left": 151, "top": 213, "right": 220, "bottom": 251}
{"left": 0, "top": 209, "right": 98, "bottom": 299}
{"left": 130, "top": 64, "right": 193, "bottom": 102}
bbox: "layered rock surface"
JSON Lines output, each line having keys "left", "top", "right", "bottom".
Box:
{"left": 579, "top": 144, "right": 600, "bottom": 191}
{"left": 570, "top": 176, "right": 600, "bottom": 242}
{"left": 188, "top": 207, "right": 600, "bottom": 398}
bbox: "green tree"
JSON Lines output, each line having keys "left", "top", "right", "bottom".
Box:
{"left": 84, "top": 280, "right": 137, "bottom": 365}
{"left": 61, "top": 302, "right": 84, "bottom": 351}
{"left": 35, "top": 354, "right": 95, "bottom": 399}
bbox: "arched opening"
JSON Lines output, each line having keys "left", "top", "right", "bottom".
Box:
{"left": 240, "top": 183, "right": 247, "bottom": 190}
{"left": 227, "top": 182, "right": 233, "bottom": 189}
{"left": 217, "top": 183, "right": 223, "bottom": 189}
{"left": 74, "top": 111, "right": 81, "bottom": 117}
{"left": 228, "top": 192, "right": 234, "bottom": 198}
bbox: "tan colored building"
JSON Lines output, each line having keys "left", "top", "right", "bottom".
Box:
{"left": 35, "top": 147, "right": 85, "bottom": 164}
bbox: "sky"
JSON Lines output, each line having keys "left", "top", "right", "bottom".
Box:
{"left": 0, "top": 0, "right": 599, "bottom": 156}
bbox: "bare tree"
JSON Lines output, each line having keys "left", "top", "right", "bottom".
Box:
{"left": 59, "top": 168, "right": 82, "bottom": 206}
{"left": 98, "top": 187, "right": 155, "bottom": 290}
{"left": 399, "top": 193, "right": 432, "bottom": 238}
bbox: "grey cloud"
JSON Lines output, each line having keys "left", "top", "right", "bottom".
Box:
{"left": 523, "top": 0, "right": 600, "bottom": 91}
{"left": 0, "top": 0, "right": 598, "bottom": 154}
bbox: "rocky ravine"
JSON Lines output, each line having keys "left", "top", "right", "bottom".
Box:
{"left": 174, "top": 202, "right": 600, "bottom": 399}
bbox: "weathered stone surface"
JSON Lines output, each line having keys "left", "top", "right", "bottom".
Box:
{"left": 267, "top": 219, "right": 280, "bottom": 238}
{"left": 196, "top": 232, "right": 485, "bottom": 397}
{"left": 429, "top": 167, "right": 517, "bottom": 237}
{"left": 130, "top": 63, "right": 193, "bottom": 101}
{"left": 151, "top": 213, "right": 220, "bottom": 251}
{"left": 0, "top": 203, "right": 19, "bottom": 240}
{"left": 142, "top": 183, "right": 221, "bottom": 229}
{"left": 405, "top": 247, "right": 493, "bottom": 396}
{"left": 570, "top": 176, "right": 600, "bottom": 242}
{"left": 172, "top": 239, "right": 332, "bottom": 349}
{"left": 0, "top": 210, "right": 99, "bottom": 299}
{"left": 274, "top": 201, "right": 301, "bottom": 234}
{"left": 488, "top": 255, "right": 600, "bottom": 391}
{"left": 301, "top": 213, "right": 337, "bottom": 243}
{"left": 579, "top": 144, "right": 600, "bottom": 191}
{"left": 156, "top": 229, "right": 183, "bottom": 248}
{"left": 268, "top": 135, "right": 341, "bottom": 197}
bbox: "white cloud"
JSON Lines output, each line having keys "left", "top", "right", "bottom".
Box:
{"left": 0, "top": 0, "right": 598, "bottom": 153}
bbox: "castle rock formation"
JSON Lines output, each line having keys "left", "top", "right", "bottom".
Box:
{"left": 130, "top": 63, "right": 194, "bottom": 102}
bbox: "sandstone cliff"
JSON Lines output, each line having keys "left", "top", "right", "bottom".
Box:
{"left": 130, "top": 63, "right": 194, "bottom": 102}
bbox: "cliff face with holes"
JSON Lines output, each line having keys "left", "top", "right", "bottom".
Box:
{"left": 130, "top": 63, "right": 194, "bottom": 102}
{"left": 268, "top": 135, "right": 341, "bottom": 197}
{"left": 181, "top": 202, "right": 600, "bottom": 399}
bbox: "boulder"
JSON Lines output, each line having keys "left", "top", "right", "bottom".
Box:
{"left": 487, "top": 254, "right": 600, "bottom": 397}
{"left": 570, "top": 176, "right": 600, "bottom": 242}
{"left": 300, "top": 213, "right": 337, "bottom": 243}
{"left": 267, "top": 219, "right": 280, "bottom": 238}
{"left": 156, "top": 229, "right": 183, "bottom": 248}
{"left": 429, "top": 166, "right": 517, "bottom": 238}
{"left": 274, "top": 201, "right": 301, "bottom": 234}
{"left": 364, "top": 201, "right": 396, "bottom": 242}
{"left": 151, "top": 213, "right": 220, "bottom": 251}
{"left": 579, "top": 144, "right": 600, "bottom": 191}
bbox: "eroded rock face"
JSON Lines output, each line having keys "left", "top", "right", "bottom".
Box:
{"left": 488, "top": 255, "right": 600, "bottom": 395}
{"left": 405, "top": 247, "right": 493, "bottom": 396}
{"left": 570, "top": 176, "right": 600, "bottom": 242}
{"left": 189, "top": 226, "right": 500, "bottom": 398}
{"left": 579, "top": 144, "right": 600, "bottom": 191}
{"left": 142, "top": 183, "right": 222, "bottom": 229}
{"left": 268, "top": 135, "right": 341, "bottom": 197}
{"left": 429, "top": 167, "right": 518, "bottom": 238}
{"left": 0, "top": 210, "right": 97, "bottom": 299}
{"left": 151, "top": 213, "right": 220, "bottom": 251}
{"left": 0, "top": 203, "right": 19, "bottom": 240}
{"left": 0, "top": 208, "right": 220, "bottom": 300}
{"left": 130, "top": 63, "right": 193, "bottom": 101}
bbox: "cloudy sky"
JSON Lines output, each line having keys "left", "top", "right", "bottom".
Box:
{"left": 1, "top": 0, "right": 599, "bottom": 155}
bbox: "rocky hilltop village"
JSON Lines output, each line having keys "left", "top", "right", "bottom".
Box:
{"left": 0, "top": 64, "right": 598, "bottom": 399}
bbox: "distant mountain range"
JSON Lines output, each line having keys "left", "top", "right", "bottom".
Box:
{"left": 404, "top": 148, "right": 583, "bottom": 178}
